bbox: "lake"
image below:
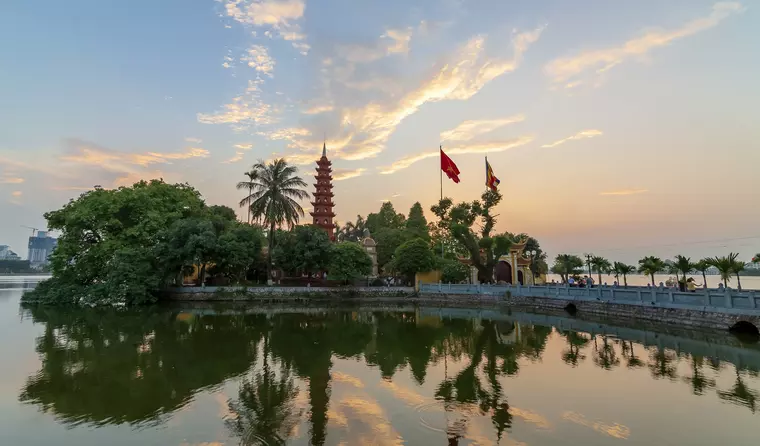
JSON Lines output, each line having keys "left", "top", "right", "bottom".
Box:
{"left": 1, "top": 277, "right": 759, "bottom": 445}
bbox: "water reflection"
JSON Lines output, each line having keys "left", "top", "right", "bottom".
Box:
{"left": 18, "top": 305, "right": 760, "bottom": 444}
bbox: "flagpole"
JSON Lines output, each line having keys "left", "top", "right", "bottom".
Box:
{"left": 440, "top": 145, "right": 444, "bottom": 260}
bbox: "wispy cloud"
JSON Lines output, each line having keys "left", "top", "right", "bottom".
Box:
{"left": 241, "top": 44, "right": 275, "bottom": 76}
{"left": 441, "top": 114, "right": 525, "bottom": 142}
{"left": 62, "top": 139, "right": 209, "bottom": 168}
{"left": 222, "top": 0, "right": 309, "bottom": 54}
{"left": 223, "top": 151, "right": 245, "bottom": 164}
{"left": 0, "top": 176, "right": 24, "bottom": 184}
{"left": 11, "top": 191, "right": 22, "bottom": 197}
{"left": 278, "top": 27, "right": 543, "bottom": 162}
{"left": 234, "top": 143, "right": 253, "bottom": 150}
{"left": 545, "top": 2, "right": 744, "bottom": 87}
{"left": 184, "top": 137, "right": 202, "bottom": 144}
{"left": 198, "top": 79, "right": 276, "bottom": 129}
{"left": 599, "top": 189, "right": 648, "bottom": 196}
{"left": 541, "top": 130, "right": 602, "bottom": 148}
{"left": 333, "top": 168, "right": 366, "bottom": 181}
{"left": 302, "top": 103, "right": 334, "bottom": 115}
{"left": 379, "top": 136, "right": 534, "bottom": 174}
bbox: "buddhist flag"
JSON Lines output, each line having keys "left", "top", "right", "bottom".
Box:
{"left": 440, "top": 147, "right": 461, "bottom": 183}
{"left": 485, "top": 157, "right": 500, "bottom": 191}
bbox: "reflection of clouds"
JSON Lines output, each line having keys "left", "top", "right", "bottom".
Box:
{"left": 511, "top": 407, "right": 551, "bottom": 430}
{"left": 561, "top": 411, "right": 630, "bottom": 439}
{"left": 334, "top": 395, "right": 404, "bottom": 446}
{"left": 379, "top": 380, "right": 426, "bottom": 406}
{"left": 332, "top": 371, "right": 365, "bottom": 388}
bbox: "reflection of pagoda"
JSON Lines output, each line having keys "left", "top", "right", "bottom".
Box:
{"left": 310, "top": 143, "right": 336, "bottom": 240}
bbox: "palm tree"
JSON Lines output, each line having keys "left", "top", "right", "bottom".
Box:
{"left": 732, "top": 259, "right": 745, "bottom": 291}
{"left": 613, "top": 263, "right": 636, "bottom": 287}
{"left": 672, "top": 255, "right": 694, "bottom": 284}
{"left": 638, "top": 256, "right": 666, "bottom": 286}
{"left": 244, "top": 159, "right": 309, "bottom": 280}
{"left": 706, "top": 253, "right": 740, "bottom": 288}
{"left": 753, "top": 254, "right": 760, "bottom": 264}
{"left": 589, "top": 256, "right": 611, "bottom": 285}
{"left": 694, "top": 259, "right": 711, "bottom": 289}
{"left": 237, "top": 169, "right": 259, "bottom": 224}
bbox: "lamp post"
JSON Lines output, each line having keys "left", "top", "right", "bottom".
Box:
{"left": 527, "top": 250, "right": 536, "bottom": 284}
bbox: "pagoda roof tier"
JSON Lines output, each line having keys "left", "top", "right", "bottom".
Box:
{"left": 313, "top": 183, "right": 334, "bottom": 189}
{"left": 310, "top": 210, "right": 336, "bottom": 217}
{"left": 316, "top": 159, "right": 332, "bottom": 166}
{"left": 310, "top": 201, "right": 335, "bottom": 207}
{"left": 313, "top": 175, "right": 333, "bottom": 181}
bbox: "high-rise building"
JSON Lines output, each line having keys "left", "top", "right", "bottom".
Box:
{"left": 28, "top": 231, "right": 57, "bottom": 268}
{"left": 310, "top": 143, "right": 336, "bottom": 240}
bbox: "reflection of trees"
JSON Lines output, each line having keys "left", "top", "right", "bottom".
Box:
{"left": 226, "top": 337, "right": 302, "bottom": 445}
{"left": 682, "top": 356, "right": 716, "bottom": 395}
{"left": 19, "top": 305, "right": 266, "bottom": 427}
{"left": 593, "top": 336, "right": 621, "bottom": 370}
{"left": 618, "top": 340, "right": 645, "bottom": 369}
{"left": 647, "top": 346, "right": 678, "bottom": 381}
{"left": 718, "top": 368, "right": 759, "bottom": 413}
{"left": 561, "top": 331, "right": 590, "bottom": 367}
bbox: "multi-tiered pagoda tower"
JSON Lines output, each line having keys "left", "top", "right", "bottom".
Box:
{"left": 310, "top": 143, "right": 336, "bottom": 240}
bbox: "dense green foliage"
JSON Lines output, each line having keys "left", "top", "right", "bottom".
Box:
{"left": 638, "top": 256, "right": 667, "bottom": 286}
{"left": 588, "top": 255, "right": 612, "bottom": 284}
{"left": 404, "top": 202, "right": 430, "bottom": 241}
{"left": 391, "top": 238, "right": 436, "bottom": 281}
{"left": 328, "top": 242, "right": 372, "bottom": 283}
{"left": 438, "top": 258, "right": 470, "bottom": 283}
{"left": 706, "top": 252, "right": 742, "bottom": 288}
{"left": 24, "top": 180, "right": 267, "bottom": 306}
{"left": 272, "top": 225, "right": 332, "bottom": 276}
{"left": 366, "top": 202, "right": 405, "bottom": 235}
{"left": 612, "top": 262, "right": 636, "bottom": 286}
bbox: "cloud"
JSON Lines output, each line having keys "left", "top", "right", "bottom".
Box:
{"left": 222, "top": 0, "right": 308, "bottom": 53}
{"left": 545, "top": 2, "right": 744, "bottom": 87}
{"left": 11, "top": 191, "right": 22, "bottom": 197}
{"left": 333, "top": 168, "right": 366, "bottom": 181}
{"left": 382, "top": 27, "right": 413, "bottom": 55}
{"left": 185, "top": 137, "right": 202, "bottom": 143}
{"left": 241, "top": 45, "right": 275, "bottom": 76}
{"left": 302, "top": 103, "right": 334, "bottom": 115}
{"left": 599, "top": 189, "right": 648, "bottom": 196}
{"left": 223, "top": 151, "right": 245, "bottom": 163}
{"left": 379, "top": 136, "right": 535, "bottom": 174}
{"left": 278, "top": 27, "right": 543, "bottom": 162}
{"left": 0, "top": 176, "right": 24, "bottom": 184}
{"left": 61, "top": 140, "right": 209, "bottom": 168}
{"left": 440, "top": 114, "right": 525, "bottom": 142}
{"left": 261, "top": 127, "right": 311, "bottom": 140}
{"left": 335, "top": 27, "right": 414, "bottom": 64}
{"left": 234, "top": 143, "right": 253, "bottom": 150}
{"left": 541, "top": 130, "right": 602, "bottom": 148}
{"left": 197, "top": 79, "right": 276, "bottom": 129}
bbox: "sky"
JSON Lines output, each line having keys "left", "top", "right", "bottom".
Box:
{"left": 1, "top": 0, "right": 758, "bottom": 264}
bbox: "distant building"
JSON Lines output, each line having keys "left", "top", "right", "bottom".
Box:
{"left": 0, "top": 245, "right": 21, "bottom": 261}
{"left": 745, "top": 262, "right": 760, "bottom": 271}
{"left": 28, "top": 231, "right": 57, "bottom": 268}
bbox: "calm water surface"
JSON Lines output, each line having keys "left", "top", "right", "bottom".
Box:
{"left": 1, "top": 277, "right": 760, "bottom": 445}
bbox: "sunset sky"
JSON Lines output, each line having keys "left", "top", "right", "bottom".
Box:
{"left": 1, "top": 0, "right": 758, "bottom": 264}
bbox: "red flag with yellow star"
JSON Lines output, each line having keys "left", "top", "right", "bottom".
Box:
{"left": 440, "top": 148, "right": 460, "bottom": 183}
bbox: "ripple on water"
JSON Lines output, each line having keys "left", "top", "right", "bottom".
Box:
{"left": 414, "top": 400, "right": 476, "bottom": 438}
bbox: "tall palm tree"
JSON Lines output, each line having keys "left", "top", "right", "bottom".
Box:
{"left": 589, "top": 256, "right": 611, "bottom": 285}
{"left": 638, "top": 256, "right": 666, "bottom": 286}
{"left": 237, "top": 169, "right": 259, "bottom": 224}
{"left": 614, "top": 263, "right": 636, "bottom": 287}
{"left": 732, "top": 259, "right": 745, "bottom": 291}
{"left": 244, "top": 159, "right": 309, "bottom": 280}
{"left": 694, "top": 259, "right": 711, "bottom": 289}
{"left": 706, "top": 252, "right": 740, "bottom": 288}
{"left": 672, "top": 255, "right": 694, "bottom": 284}
{"left": 753, "top": 254, "right": 760, "bottom": 264}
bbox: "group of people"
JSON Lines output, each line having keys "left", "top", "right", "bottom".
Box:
{"left": 551, "top": 276, "right": 708, "bottom": 292}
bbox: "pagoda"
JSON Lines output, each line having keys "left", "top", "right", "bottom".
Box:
{"left": 310, "top": 143, "right": 336, "bottom": 240}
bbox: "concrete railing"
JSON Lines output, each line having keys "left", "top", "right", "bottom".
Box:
{"left": 419, "top": 282, "right": 760, "bottom": 314}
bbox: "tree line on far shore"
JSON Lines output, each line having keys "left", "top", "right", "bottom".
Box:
{"left": 550, "top": 252, "right": 760, "bottom": 289}
{"left": 25, "top": 158, "right": 549, "bottom": 305}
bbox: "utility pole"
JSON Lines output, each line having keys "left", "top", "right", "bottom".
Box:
{"left": 585, "top": 253, "right": 593, "bottom": 277}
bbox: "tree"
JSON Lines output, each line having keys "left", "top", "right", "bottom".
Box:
{"left": 706, "top": 253, "right": 740, "bottom": 288}
{"left": 524, "top": 237, "right": 549, "bottom": 279}
{"left": 341, "top": 215, "right": 367, "bottom": 242}
{"left": 272, "top": 225, "right": 332, "bottom": 277}
{"left": 439, "top": 258, "right": 470, "bottom": 283}
{"left": 374, "top": 227, "right": 405, "bottom": 273}
{"left": 328, "top": 242, "right": 372, "bottom": 284}
{"left": 732, "top": 259, "right": 745, "bottom": 291}
{"left": 671, "top": 255, "right": 695, "bottom": 284}
{"left": 694, "top": 259, "right": 711, "bottom": 289}
{"left": 404, "top": 202, "right": 430, "bottom": 241}
{"left": 159, "top": 218, "right": 218, "bottom": 286}
{"left": 366, "top": 201, "right": 405, "bottom": 235}
{"left": 24, "top": 180, "right": 205, "bottom": 305}
{"left": 244, "top": 159, "right": 309, "bottom": 282}
{"left": 613, "top": 262, "right": 636, "bottom": 287}
{"left": 589, "top": 255, "right": 611, "bottom": 285}
{"left": 638, "top": 256, "right": 666, "bottom": 286}
{"left": 392, "top": 238, "right": 436, "bottom": 282}
{"left": 551, "top": 254, "right": 584, "bottom": 283}
{"left": 214, "top": 223, "right": 265, "bottom": 282}
{"left": 237, "top": 169, "right": 259, "bottom": 224}
{"left": 753, "top": 254, "right": 760, "bottom": 264}
{"left": 431, "top": 191, "right": 512, "bottom": 283}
